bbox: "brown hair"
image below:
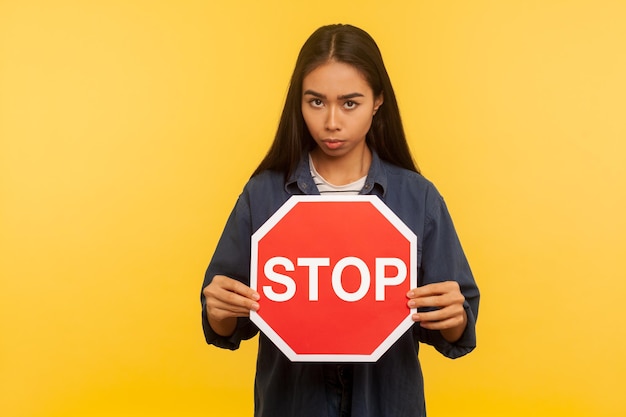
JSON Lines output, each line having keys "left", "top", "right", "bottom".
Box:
{"left": 252, "top": 24, "right": 419, "bottom": 178}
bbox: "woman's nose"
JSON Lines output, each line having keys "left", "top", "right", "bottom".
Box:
{"left": 325, "top": 106, "right": 340, "bottom": 131}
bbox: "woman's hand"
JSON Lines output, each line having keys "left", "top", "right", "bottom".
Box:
{"left": 407, "top": 281, "right": 467, "bottom": 343}
{"left": 202, "top": 275, "right": 260, "bottom": 336}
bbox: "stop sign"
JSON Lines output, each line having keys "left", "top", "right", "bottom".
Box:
{"left": 250, "top": 195, "right": 417, "bottom": 362}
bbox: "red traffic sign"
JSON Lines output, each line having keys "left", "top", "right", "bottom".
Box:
{"left": 250, "top": 195, "right": 417, "bottom": 362}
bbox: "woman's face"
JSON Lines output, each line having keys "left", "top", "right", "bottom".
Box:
{"left": 301, "top": 61, "right": 383, "bottom": 160}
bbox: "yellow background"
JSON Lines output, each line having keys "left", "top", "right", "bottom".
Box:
{"left": 1, "top": 1, "right": 625, "bottom": 416}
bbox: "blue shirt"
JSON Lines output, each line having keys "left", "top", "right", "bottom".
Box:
{"left": 201, "top": 151, "right": 480, "bottom": 417}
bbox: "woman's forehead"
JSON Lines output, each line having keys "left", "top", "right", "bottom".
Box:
{"left": 302, "top": 61, "right": 372, "bottom": 96}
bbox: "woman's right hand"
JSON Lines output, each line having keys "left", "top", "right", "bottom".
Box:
{"left": 202, "top": 275, "right": 260, "bottom": 336}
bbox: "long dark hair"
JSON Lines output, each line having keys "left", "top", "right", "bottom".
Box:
{"left": 252, "top": 24, "right": 419, "bottom": 178}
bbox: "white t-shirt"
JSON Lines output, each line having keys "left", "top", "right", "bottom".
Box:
{"left": 309, "top": 154, "right": 366, "bottom": 195}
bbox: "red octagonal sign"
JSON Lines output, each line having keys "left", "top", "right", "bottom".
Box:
{"left": 250, "top": 195, "right": 417, "bottom": 362}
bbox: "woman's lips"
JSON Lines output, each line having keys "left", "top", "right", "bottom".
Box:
{"left": 322, "top": 139, "right": 344, "bottom": 150}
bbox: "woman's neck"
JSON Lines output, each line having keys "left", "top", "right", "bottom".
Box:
{"left": 310, "top": 146, "right": 372, "bottom": 186}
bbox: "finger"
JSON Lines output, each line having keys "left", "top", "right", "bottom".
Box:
{"left": 414, "top": 316, "right": 465, "bottom": 331}
{"left": 207, "top": 287, "right": 260, "bottom": 313}
{"left": 407, "top": 281, "right": 460, "bottom": 298}
{"left": 411, "top": 304, "right": 465, "bottom": 326}
{"left": 203, "top": 276, "right": 260, "bottom": 307}
{"left": 222, "top": 289, "right": 261, "bottom": 312}
{"left": 213, "top": 275, "right": 260, "bottom": 301}
{"left": 208, "top": 294, "right": 258, "bottom": 314}
{"left": 407, "top": 292, "right": 464, "bottom": 310}
{"left": 203, "top": 277, "right": 260, "bottom": 315}
{"left": 208, "top": 303, "right": 253, "bottom": 320}
{"left": 206, "top": 293, "right": 259, "bottom": 323}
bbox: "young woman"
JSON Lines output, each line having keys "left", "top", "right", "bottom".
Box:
{"left": 201, "top": 24, "right": 479, "bottom": 417}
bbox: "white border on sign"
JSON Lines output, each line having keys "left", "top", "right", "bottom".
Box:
{"left": 250, "top": 195, "right": 417, "bottom": 362}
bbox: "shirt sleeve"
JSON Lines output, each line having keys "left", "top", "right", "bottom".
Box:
{"left": 200, "top": 191, "right": 259, "bottom": 350}
{"left": 413, "top": 186, "right": 480, "bottom": 358}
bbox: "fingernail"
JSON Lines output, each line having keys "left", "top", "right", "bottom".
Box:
{"left": 252, "top": 293, "right": 260, "bottom": 300}
{"left": 251, "top": 303, "right": 260, "bottom": 311}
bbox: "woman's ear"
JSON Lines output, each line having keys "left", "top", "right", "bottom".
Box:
{"left": 373, "top": 93, "right": 384, "bottom": 115}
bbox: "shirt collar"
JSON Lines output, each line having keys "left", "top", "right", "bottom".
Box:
{"left": 285, "top": 149, "right": 388, "bottom": 197}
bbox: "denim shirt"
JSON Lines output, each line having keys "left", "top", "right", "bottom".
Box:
{"left": 201, "top": 151, "right": 480, "bottom": 417}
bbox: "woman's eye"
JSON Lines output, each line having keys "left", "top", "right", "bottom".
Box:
{"left": 344, "top": 100, "right": 358, "bottom": 109}
{"left": 310, "top": 99, "right": 324, "bottom": 107}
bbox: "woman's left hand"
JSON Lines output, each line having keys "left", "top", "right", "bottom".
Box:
{"left": 407, "top": 281, "right": 468, "bottom": 343}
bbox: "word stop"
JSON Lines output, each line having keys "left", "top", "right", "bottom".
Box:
{"left": 262, "top": 256, "right": 407, "bottom": 302}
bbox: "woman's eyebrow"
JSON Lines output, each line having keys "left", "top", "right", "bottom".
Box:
{"left": 338, "top": 92, "right": 365, "bottom": 100}
{"left": 303, "top": 90, "right": 365, "bottom": 100}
